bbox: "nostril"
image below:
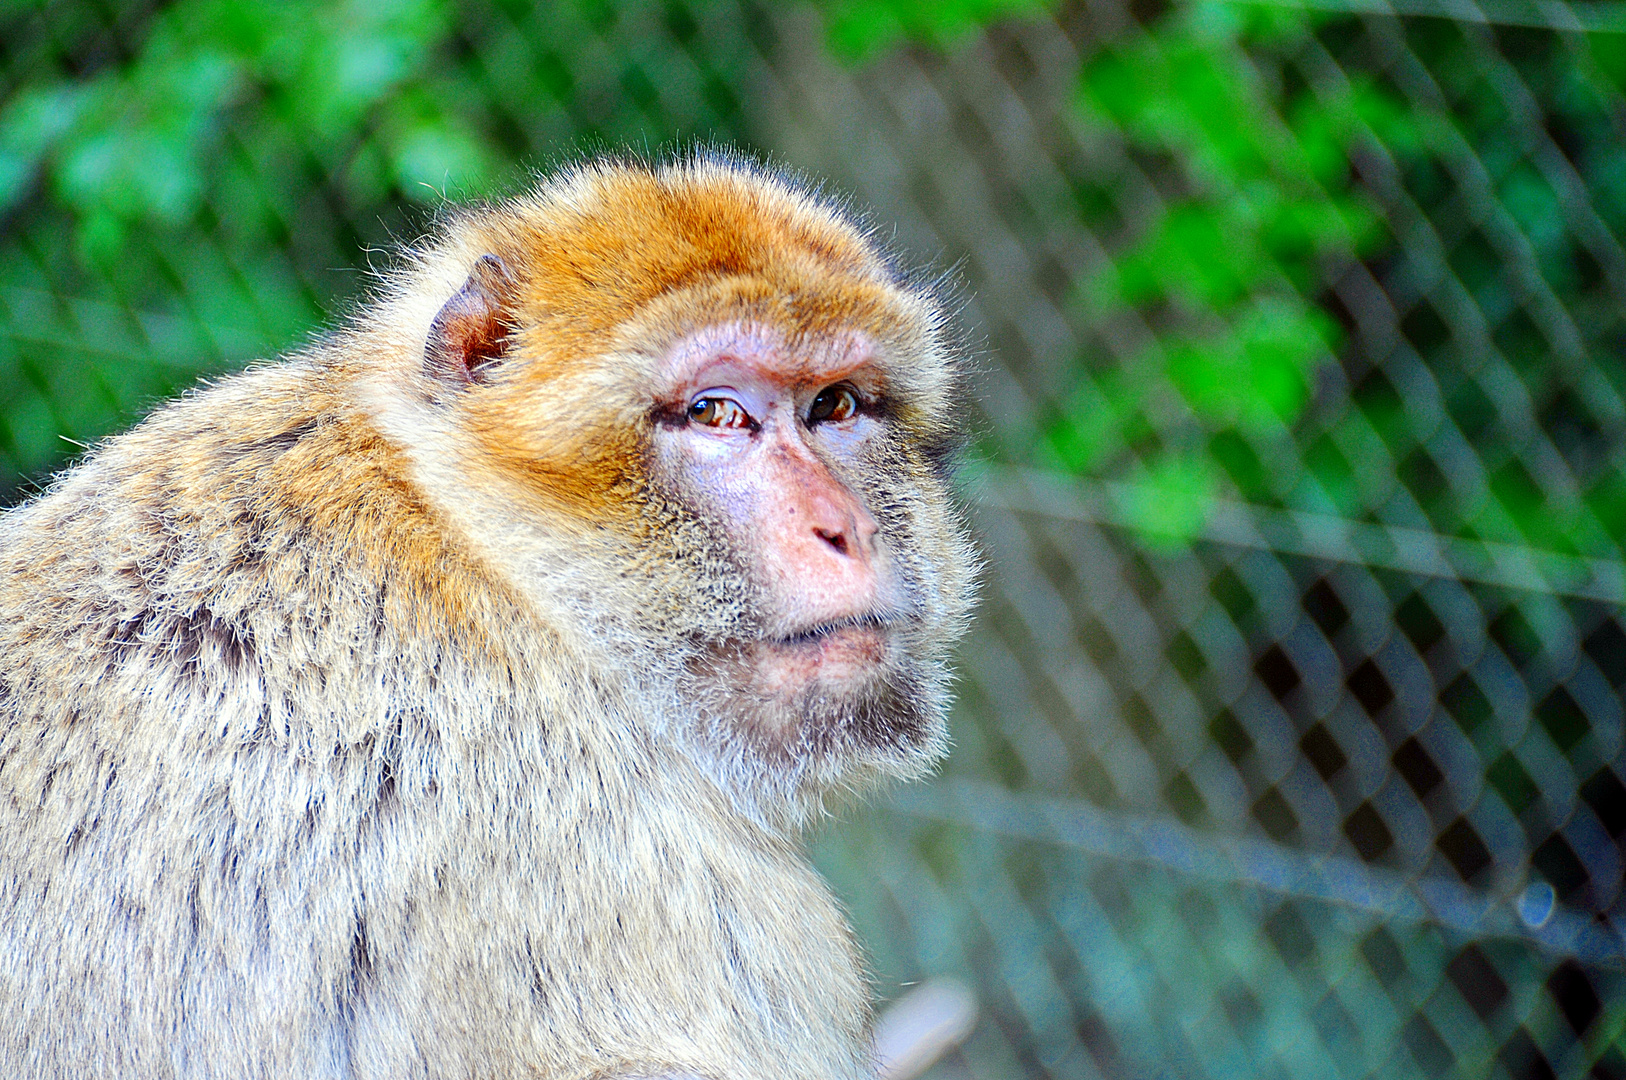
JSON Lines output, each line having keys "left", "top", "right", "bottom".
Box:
{"left": 817, "top": 528, "right": 850, "bottom": 556}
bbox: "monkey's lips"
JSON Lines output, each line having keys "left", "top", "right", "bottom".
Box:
{"left": 753, "top": 618, "right": 894, "bottom": 691}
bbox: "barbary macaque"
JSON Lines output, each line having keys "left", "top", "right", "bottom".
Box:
{"left": 0, "top": 153, "right": 975, "bottom": 1079}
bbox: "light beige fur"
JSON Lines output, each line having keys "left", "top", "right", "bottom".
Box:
{"left": 0, "top": 153, "right": 975, "bottom": 1079}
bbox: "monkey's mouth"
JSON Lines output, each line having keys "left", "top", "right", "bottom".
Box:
{"left": 773, "top": 613, "right": 894, "bottom": 648}
{"left": 747, "top": 615, "right": 897, "bottom": 690}
{"left": 690, "top": 616, "right": 903, "bottom": 701}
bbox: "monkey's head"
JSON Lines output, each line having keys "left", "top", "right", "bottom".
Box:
{"left": 366, "top": 153, "right": 977, "bottom": 826}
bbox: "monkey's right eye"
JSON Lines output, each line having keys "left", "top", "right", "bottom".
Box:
{"left": 688, "top": 396, "right": 754, "bottom": 429}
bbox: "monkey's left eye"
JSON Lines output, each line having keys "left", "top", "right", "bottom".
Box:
{"left": 807, "top": 385, "right": 860, "bottom": 425}
{"left": 688, "top": 396, "right": 754, "bottom": 429}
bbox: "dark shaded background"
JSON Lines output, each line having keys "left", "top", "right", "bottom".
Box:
{"left": 6, "top": 0, "right": 1626, "bottom": 1076}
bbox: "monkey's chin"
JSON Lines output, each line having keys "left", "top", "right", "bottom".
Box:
{"left": 681, "top": 621, "right": 946, "bottom": 824}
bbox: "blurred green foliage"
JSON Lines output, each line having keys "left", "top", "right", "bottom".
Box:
{"left": 3, "top": 0, "right": 490, "bottom": 263}
{"left": 1054, "top": 3, "right": 1403, "bottom": 541}
{"left": 1068, "top": 6, "right": 1626, "bottom": 559}
{"left": 0, "top": 0, "right": 760, "bottom": 500}
{"left": 811, "top": 0, "right": 1051, "bottom": 61}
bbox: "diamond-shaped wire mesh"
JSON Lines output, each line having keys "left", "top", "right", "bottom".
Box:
{"left": 5, "top": 1, "right": 1626, "bottom": 1077}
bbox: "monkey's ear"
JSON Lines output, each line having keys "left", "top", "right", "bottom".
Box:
{"left": 425, "top": 254, "right": 515, "bottom": 385}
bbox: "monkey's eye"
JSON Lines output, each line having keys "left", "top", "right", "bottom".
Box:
{"left": 688, "top": 396, "right": 754, "bottom": 429}
{"left": 807, "top": 384, "right": 860, "bottom": 425}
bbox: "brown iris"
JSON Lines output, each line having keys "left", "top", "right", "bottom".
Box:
{"left": 808, "top": 385, "right": 858, "bottom": 424}
{"left": 689, "top": 396, "right": 754, "bottom": 429}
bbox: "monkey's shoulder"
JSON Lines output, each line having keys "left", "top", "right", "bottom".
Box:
{"left": 4, "top": 359, "right": 513, "bottom": 647}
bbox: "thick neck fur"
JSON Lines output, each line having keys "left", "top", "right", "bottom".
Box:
{"left": 0, "top": 355, "right": 872, "bottom": 1079}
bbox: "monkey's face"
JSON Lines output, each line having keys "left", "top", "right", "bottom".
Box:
{"left": 642, "top": 320, "right": 967, "bottom": 808}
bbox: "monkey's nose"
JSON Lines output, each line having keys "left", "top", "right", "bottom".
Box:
{"left": 816, "top": 527, "right": 850, "bottom": 556}
{"left": 766, "top": 493, "right": 881, "bottom": 625}
{"left": 808, "top": 498, "right": 878, "bottom": 564}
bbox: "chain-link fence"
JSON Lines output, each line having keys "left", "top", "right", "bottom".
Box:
{"left": 6, "top": 1, "right": 1626, "bottom": 1077}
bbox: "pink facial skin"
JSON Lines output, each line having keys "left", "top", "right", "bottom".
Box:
{"left": 653, "top": 323, "right": 901, "bottom": 693}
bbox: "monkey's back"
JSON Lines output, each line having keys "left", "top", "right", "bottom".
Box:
{"left": 0, "top": 359, "right": 873, "bottom": 1080}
